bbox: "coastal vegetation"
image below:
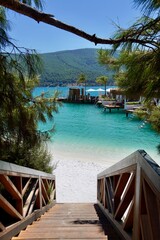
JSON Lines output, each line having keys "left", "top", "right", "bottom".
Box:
{"left": 97, "top": 0, "right": 160, "bottom": 150}
{"left": 96, "top": 76, "right": 108, "bottom": 97}
{"left": 0, "top": 6, "right": 61, "bottom": 172}
{"left": 77, "top": 73, "right": 87, "bottom": 96}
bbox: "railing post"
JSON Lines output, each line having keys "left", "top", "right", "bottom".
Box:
{"left": 15, "top": 176, "right": 23, "bottom": 216}
{"left": 39, "top": 176, "right": 42, "bottom": 210}
{"left": 131, "top": 164, "right": 142, "bottom": 240}
{"left": 103, "top": 177, "right": 106, "bottom": 208}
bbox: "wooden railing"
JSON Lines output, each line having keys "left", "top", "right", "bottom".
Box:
{"left": 97, "top": 150, "right": 160, "bottom": 240}
{"left": 0, "top": 161, "right": 56, "bottom": 240}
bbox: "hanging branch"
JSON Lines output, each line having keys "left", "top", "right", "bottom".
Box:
{"left": 0, "top": 0, "right": 159, "bottom": 48}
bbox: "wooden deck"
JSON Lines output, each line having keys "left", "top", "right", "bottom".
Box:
{"left": 12, "top": 203, "right": 121, "bottom": 240}
{"left": 103, "top": 105, "right": 123, "bottom": 112}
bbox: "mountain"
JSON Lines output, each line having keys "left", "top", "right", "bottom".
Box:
{"left": 39, "top": 48, "right": 114, "bottom": 86}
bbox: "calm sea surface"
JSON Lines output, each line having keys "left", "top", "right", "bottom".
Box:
{"left": 34, "top": 87, "right": 160, "bottom": 165}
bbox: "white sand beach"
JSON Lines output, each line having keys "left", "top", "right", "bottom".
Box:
{"left": 48, "top": 142, "right": 124, "bottom": 203}
{"left": 50, "top": 146, "right": 127, "bottom": 203}
{"left": 53, "top": 158, "right": 106, "bottom": 203}
{"left": 49, "top": 143, "right": 160, "bottom": 203}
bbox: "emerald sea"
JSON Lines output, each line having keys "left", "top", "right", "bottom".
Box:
{"left": 35, "top": 87, "right": 160, "bottom": 166}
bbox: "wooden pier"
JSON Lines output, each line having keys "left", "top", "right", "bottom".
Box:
{"left": 103, "top": 105, "right": 123, "bottom": 112}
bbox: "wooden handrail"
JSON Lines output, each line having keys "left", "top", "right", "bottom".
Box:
{"left": 0, "top": 161, "right": 56, "bottom": 240}
{"left": 97, "top": 150, "right": 160, "bottom": 240}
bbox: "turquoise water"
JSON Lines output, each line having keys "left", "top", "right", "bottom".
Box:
{"left": 36, "top": 87, "right": 160, "bottom": 165}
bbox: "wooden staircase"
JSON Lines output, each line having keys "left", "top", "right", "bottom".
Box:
{"left": 12, "top": 203, "right": 120, "bottom": 240}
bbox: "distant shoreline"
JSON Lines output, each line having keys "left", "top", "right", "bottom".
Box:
{"left": 38, "top": 83, "right": 115, "bottom": 87}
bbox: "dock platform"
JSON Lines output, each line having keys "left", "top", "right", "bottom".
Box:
{"left": 103, "top": 105, "right": 123, "bottom": 112}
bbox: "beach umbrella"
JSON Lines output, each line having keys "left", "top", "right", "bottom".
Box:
{"left": 106, "top": 88, "right": 112, "bottom": 93}
{"left": 86, "top": 88, "right": 96, "bottom": 92}
{"left": 96, "top": 88, "right": 105, "bottom": 92}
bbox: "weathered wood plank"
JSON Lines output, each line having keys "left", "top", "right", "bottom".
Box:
{"left": 123, "top": 198, "right": 134, "bottom": 231}
{"left": 11, "top": 204, "right": 119, "bottom": 240}
{"left": 23, "top": 226, "right": 104, "bottom": 232}
{"left": 0, "top": 175, "right": 22, "bottom": 200}
{"left": 100, "top": 178, "right": 105, "bottom": 205}
{"left": 0, "top": 160, "right": 54, "bottom": 179}
{"left": 0, "top": 222, "right": 5, "bottom": 231}
{"left": 142, "top": 178, "right": 159, "bottom": 240}
{"left": 0, "top": 161, "right": 55, "bottom": 240}
{"left": 27, "top": 189, "right": 39, "bottom": 216}
{"left": 132, "top": 165, "right": 142, "bottom": 240}
{"left": 113, "top": 174, "right": 120, "bottom": 191}
{"left": 17, "top": 231, "right": 106, "bottom": 238}
{"left": 98, "top": 201, "right": 131, "bottom": 240}
{"left": 27, "top": 222, "right": 102, "bottom": 227}
{"left": 23, "top": 179, "right": 38, "bottom": 217}
{"left": 0, "top": 194, "right": 22, "bottom": 220}
{"left": 98, "top": 150, "right": 160, "bottom": 240}
{"left": 41, "top": 180, "right": 50, "bottom": 203}
{"left": 14, "top": 177, "right": 23, "bottom": 215}
{"left": 114, "top": 173, "right": 135, "bottom": 220}
{"left": 22, "top": 178, "right": 31, "bottom": 197}
{"left": 140, "top": 215, "right": 152, "bottom": 240}
{"left": 0, "top": 201, "right": 55, "bottom": 240}
{"left": 12, "top": 238, "right": 107, "bottom": 240}
{"left": 105, "top": 178, "right": 113, "bottom": 214}
{"left": 114, "top": 172, "right": 131, "bottom": 197}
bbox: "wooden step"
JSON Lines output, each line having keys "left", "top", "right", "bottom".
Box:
{"left": 28, "top": 222, "right": 101, "bottom": 227}
{"left": 23, "top": 226, "right": 104, "bottom": 232}
{"left": 12, "top": 238, "right": 107, "bottom": 240}
{"left": 15, "top": 231, "right": 107, "bottom": 239}
{"left": 12, "top": 203, "right": 119, "bottom": 240}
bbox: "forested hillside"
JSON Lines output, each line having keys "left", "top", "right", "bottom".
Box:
{"left": 40, "top": 48, "right": 114, "bottom": 86}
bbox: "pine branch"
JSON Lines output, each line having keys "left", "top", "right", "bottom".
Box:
{"left": 0, "top": 0, "right": 158, "bottom": 48}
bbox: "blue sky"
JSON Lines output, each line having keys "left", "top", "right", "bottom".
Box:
{"left": 7, "top": 0, "right": 142, "bottom": 53}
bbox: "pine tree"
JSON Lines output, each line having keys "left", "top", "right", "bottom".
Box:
{"left": 0, "top": 6, "right": 61, "bottom": 172}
